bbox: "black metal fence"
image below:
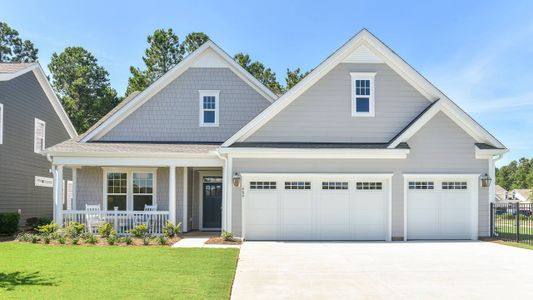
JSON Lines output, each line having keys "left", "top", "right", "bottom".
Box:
{"left": 491, "top": 202, "right": 533, "bottom": 245}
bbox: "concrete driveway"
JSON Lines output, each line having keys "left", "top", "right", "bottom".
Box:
{"left": 231, "top": 241, "right": 533, "bottom": 299}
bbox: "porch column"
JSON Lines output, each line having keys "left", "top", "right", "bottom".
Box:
{"left": 182, "top": 167, "right": 188, "bottom": 232}
{"left": 169, "top": 165, "right": 176, "bottom": 224}
{"left": 52, "top": 165, "right": 64, "bottom": 224}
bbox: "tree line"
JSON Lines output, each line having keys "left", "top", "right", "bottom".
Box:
{"left": 496, "top": 158, "right": 533, "bottom": 191}
{"left": 0, "top": 22, "right": 309, "bottom": 133}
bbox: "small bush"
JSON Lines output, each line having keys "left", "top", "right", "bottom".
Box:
{"left": 16, "top": 232, "right": 32, "bottom": 242}
{"left": 143, "top": 236, "right": 152, "bottom": 246}
{"left": 157, "top": 235, "right": 167, "bottom": 245}
{"left": 97, "top": 222, "right": 113, "bottom": 237}
{"left": 65, "top": 222, "right": 86, "bottom": 238}
{"left": 221, "top": 231, "right": 233, "bottom": 241}
{"left": 129, "top": 224, "right": 149, "bottom": 238}
{"left": 107, "top": 230, "right": 118, "bottom": 245}
{"left": 43, "top": 235, "right": 51, "bottom": 244}
{"left": 71, "top": 237, "right": 79, "bottom": 245}
{"left": 36, "top": 223, "right": 58, "bottom": 235}
{"left": 163, "top": 222, "right": 181, "bottom": 237}
{"left": 122, "top": 236, "right": 133, "bottom": 245}
{"left": 58, "top": 235, "right": 66, "bottom": 244}
{"left": 26, "top": 217, "right": 53, "bottom": 230}
{"left": 0, "top": 212, "right": 20, "bottom": 235}
{"left": 84, "top": 232, "right": 98, "bottom": 244}
{"left": 31, "top": 234, "right": 40, "bottom": 243}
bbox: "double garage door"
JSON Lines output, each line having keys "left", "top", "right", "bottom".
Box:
{"left": 243, "top": 174, "right": 477, "bottom": 241}
{"left": 243, "top": 174, "right": 391, "bottom": 241}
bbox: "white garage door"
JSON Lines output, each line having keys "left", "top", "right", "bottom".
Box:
{"left": 406, "top": 176, "right": 478, "bottom": 240}
{"left": 243, "top": 174, "right": 391, "bottom": 241}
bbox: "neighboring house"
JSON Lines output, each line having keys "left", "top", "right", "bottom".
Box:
{"left": 510, "top": 189, "right": 532, "bottom": 202}
{"left": 495, "top": 185, "right": 531, "bottom": 203}
{"left": 495, "top": 185, "right": 508, "bottom": 202}
{"left": 46, "top": 29, "right": 508, "bottom": 241}
{"left": 0, "top": 63, "right": 77, "bottom": 223}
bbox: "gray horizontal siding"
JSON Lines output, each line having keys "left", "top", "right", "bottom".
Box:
{"left": 0, "top": 72, "right": 72, "bottom": 223}
{"left": 100, "top": 67, "right": 271, "bottom": 142}
{"left": 246, "top": 63, "right": 430, "bottom": 143}
{"left": 232, "top": 112, "right": 489, "bottom": 238}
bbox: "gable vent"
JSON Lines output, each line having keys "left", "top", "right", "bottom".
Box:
{"left": 343, "top": 45, "right": 384, "bottom": 63}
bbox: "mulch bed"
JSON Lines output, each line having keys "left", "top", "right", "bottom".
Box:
{"left": 205, "top": 236, "right": 242, "bottom": 245}
{"left": 11, "top": 235, "right": 181, "bottom": 247}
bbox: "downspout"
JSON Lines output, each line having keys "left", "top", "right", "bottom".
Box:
{"left": 215, "top": 149, "right": 229, "bottom": 233}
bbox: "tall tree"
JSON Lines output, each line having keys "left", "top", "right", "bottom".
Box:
{"left": 496, "top": 157, "right": 533, "bottom": 190}
{"left": 284, "top": 67, "right": 309, "bottom": 91}
{"left": 48, "top": 47, "right": 119, "bottom": 132}
{"left": 234, "top": 53, "right": 283, "bottom": 95}
{"left": 126, "top": 29, "right": 209, "bottom": 96}
{"left": 0, "top": 21, "right": 38, "bottom": 62}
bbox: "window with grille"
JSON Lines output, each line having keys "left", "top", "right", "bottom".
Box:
{"left": 351, "top": 73, "right": 376, "bottom": 117}
{"left": 356, "top": 182, "right": 382, "bottom": 190}
{"left": 199, "top": 90, "right": 220, "bottom": 126}
{"left": 322, "top": 182, "right": 348, "bottom": 190}
{"left": 250, "top": 181, "right": 276, "bottom": 190}
{"left": 408, "top": 181, "right": 434, "bottom": 190}
{"left": 442, "top": 181, "right": 467, "bottom": 190}
{"left": 34, "top": 118, "right": 46, "bottom": 153}
{"left": 285, "top": 181, "right": 311, "bottom": 190}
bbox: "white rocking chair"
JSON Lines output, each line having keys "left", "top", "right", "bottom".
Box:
{"left": 85, "top": 204, "right": 102, "bottom": 234}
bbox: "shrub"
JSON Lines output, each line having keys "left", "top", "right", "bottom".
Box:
{"left": 26, "top": 217, "right": 53, "bottom": 230}
{"left": 157, "top": 235, "right": 167, "bottom": 245}
{"left": 0, "top": 212, "right": 20, "bottom": 235}
{"left": 65, "top": 222, "right": 86, "bottom": 238}
{"left": 97, "top": 222, "right": 113, "bottom": 237}
{"left": 58, "top": 235, "right": 66, "bottom": 244}
{"left": 36, "top": 223, "right": 58, "bottom": 235}
{"left": 31, "top": 234, "right": 40, "bottom": 243}
{"left": 129, "top": 224, "right": 149, "bottom": 238}
{"left": 84, "top": 232, "right": 98, "bottom": 244}
{"left": 122, "top": 236, "right": 133, "bottom": 245}
{"left": 42, "top": 235, "right": 51, "bottom": 244}
{"left": 16, "top": 232, "right": 32, "bottom": 242}
{"left": 107, "top": 230, "right": 118, "bottom": 245}
{"left": 143, "top": 236, "right": 152, "bottom": 246}
{"left": 221, "top": 231, "right": 233, "bottom": 241}
{"left": 163, "top": 222, "right": 181, "bottom": 237}
{"left": 71, "top": 237, "right": 80, "bottom": 245}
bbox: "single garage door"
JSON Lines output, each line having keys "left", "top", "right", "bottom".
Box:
{"left": 243, "top": 174, "right": 391, "bottom": 241}
{"left": 406, "top": 175, "right": 478, "bottom": 240}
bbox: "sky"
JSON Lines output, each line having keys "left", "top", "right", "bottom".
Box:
{"left": 2, "top": 0, "right": 532, "bottom": 166}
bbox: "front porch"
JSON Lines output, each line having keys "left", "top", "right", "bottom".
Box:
{"left": 51, "top": 155, "right": 232, "bottom": 235}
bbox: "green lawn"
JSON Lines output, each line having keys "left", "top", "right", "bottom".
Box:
{"left": 0, "top": 243, "right": 239, "bottom": 299}
{"left": 494, "top": 241, "right": 533, "bottom": 250}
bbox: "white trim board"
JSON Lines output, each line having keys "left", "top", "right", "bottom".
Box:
{"left": 222, "top": 29, "right": 505, "bottom": 150}
{"left": 81, "top": 40, "right": 278, "bottom": 142}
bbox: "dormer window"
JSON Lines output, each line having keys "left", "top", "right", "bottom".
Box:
{"left": 199, "top": 90, "right": 220, "bottom": 127}
{"left": 350, "top": 72, "right": 376, "bottom": 117}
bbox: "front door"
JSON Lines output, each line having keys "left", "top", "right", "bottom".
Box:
{"left": 202, "top": 177, "right": 222, "bottom": 229}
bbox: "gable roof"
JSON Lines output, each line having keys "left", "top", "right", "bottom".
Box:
{"left": 80, "top": 40, "right": 278, "bottom": 142}
{"left": 222, "top": 29, "right": 505, "bottom": 150}
{"left": 0, "top": 63, "right": 77, "bottom": 138}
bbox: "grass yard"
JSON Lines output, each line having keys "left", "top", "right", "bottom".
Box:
{"left": 493, "top": 240, "right": 533, "bottom": 250}
{"left": 0, "top": 243, "right": 239, "bottom": 299}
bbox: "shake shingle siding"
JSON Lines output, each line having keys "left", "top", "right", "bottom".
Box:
{"left": 100, "top": 67, "right": 271, "bottom": 142}
{"left": 0, "top": 72, "right": 71, "bottom": 222}
{"left": 246, "top": 63, "right": 430, "bottom": 143}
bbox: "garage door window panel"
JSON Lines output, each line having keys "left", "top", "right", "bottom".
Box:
{"left": 408, "top": 181, "right": 434, "bottom": 190}
{"left": 442, "top": 181, "right": 468, "bottom": 190}
{"left": 322, "top": 182, "right": 348, "bottom": 190}
{"left": 250, "top": 181, "right": 276, "bottom": 190}
{"left": 356, "top": 182, "right": 382, "bottom": 190}
{"left": 285, "top": 181, "right": 311, "bottom": 190}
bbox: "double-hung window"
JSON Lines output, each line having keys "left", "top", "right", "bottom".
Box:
{"left": 199, "top": 90, "right": 220, "bottom": 127}
{"left": 350, "top": 72, "right": 376, "bottom": 117}
{"left": 104, "top": 169, "right": 157, "bottom": 211}
{"left": 34, "top": 118, "right": 46, "bottom": 153}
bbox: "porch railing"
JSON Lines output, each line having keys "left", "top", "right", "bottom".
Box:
{"left": 62, "top": 210, "right": 170, "bottom": 235}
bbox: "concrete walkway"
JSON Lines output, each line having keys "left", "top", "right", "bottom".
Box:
{"left": 231, "top": 241, "right": 533, "bottom": 299}
{"left": 171, "top": 237, "right": 209, "bottom": 248}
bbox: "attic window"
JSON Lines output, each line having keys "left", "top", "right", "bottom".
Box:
{"left": 199, "top": 90, "right": 220, "bottom": 127}
{"left": 350, "top": 72, "right": 376, "bottom": 117}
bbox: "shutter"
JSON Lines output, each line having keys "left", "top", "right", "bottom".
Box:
{"left": 34, "top": 119, "right": 46, "bottom": 153}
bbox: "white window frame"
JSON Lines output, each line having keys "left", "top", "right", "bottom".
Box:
{"left": 350, "top": 72, "right": 376, "bottom": 117}
{"left": 199, "top": 90, "right": 220, "bottom": 127}
{"left": 34, "top": 118, "right": 46, "bottom": 153}
{"left": 102, "top": 168, "right": 157, "bottom": 211}
{"left": 0, "top": 103, "right": 3, "bottom": 144}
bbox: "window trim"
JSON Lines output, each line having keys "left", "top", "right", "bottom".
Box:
{"left": 0, "top": 103, "right": 3, "bottom": 144}
{"left": 34, "top": 118, "right": 46, "bottom": 153}
{"left": 350, "top": 72, "right": 376, "bottom": 117}
{"left": 102, "top": 168, "right": 157, "bottom": 211}
{"left": 199, "top": 90, "right": 220, "bottom": 127}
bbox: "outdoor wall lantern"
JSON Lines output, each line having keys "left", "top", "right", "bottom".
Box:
{"left": 480, "top": 173, "right": 492, "bottom": 188}
{"left": 232, "top": 172, "right": 241, "bottom": 187}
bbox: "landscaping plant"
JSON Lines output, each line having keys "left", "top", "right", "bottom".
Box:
{"left": 84, "top": 232, "right": 98, "bottom": 244}
{"left": 157, "top": 235, "right": 167, "bottom": 245}
{"left": 0, "top": 212, "right": 20, "bottom": 235}
{"left": 221, "top": 231, "right": 233, "bottom": 241}
{"left": 107, "top": 230, "right": 119, "bottom": 245}
{"left": 163, "top": 222, "right": 181, "bottom": 237}
{"left": 97, "top": 222, "right": 113, "bottom": 237}
{"left": 65, "top": 222, "right": 86, "bottom": 239}
{"left": 26, "top": 217, "right": 53, "bottom": 230}
{"left": 122, "top": 235, "right": 133, "bottom": 245}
